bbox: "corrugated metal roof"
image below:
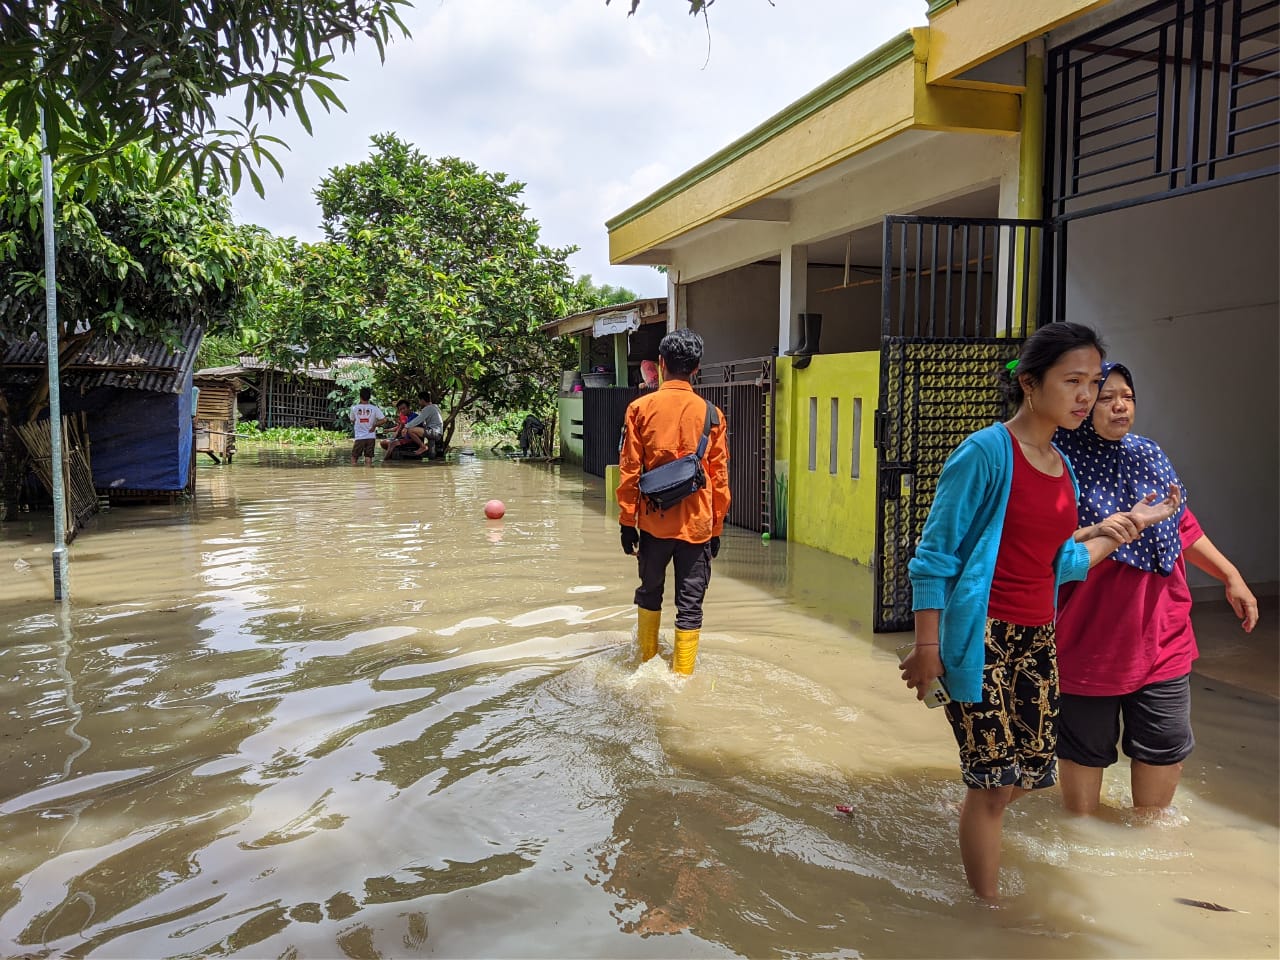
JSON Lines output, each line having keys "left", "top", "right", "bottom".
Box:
{"left": 194, "top": 364, "right": 250, "bottom": 379}
{"left": 540, "top": 297, "right": 667, "bottom": 337}
{"left": 1, "top": 325, "right": 203, "bottom": 394}
{"left": 234, "top": 354, "right": 370, "bottom": 380}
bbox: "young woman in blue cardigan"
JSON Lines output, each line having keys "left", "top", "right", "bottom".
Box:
{"left": 899, "top": 322, "right": 1182, "bottom": 901}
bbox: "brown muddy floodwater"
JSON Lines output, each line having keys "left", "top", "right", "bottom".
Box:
{"left": 0, "top": 448, "right": 1276, "bottom": 959}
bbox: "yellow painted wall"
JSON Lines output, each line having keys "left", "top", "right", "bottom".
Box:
{"left": 775, "top": 352, "right": 880, "bottom": 564}
{"left": 604, "top": 463, "right": 620, "bottom": 519}
{"left": 927, "top": 0, "right": 1112, "bottom": 83}
{"left": 609, "top": 61, "right": 917, "bottom": 265}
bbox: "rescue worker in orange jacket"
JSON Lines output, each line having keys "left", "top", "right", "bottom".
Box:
{"left": 617, "top": 329, "right": 731, "bottom": 675}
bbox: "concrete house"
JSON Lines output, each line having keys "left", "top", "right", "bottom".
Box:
{"left": 606, "top": 0, "right": 1277, "bottom": 629}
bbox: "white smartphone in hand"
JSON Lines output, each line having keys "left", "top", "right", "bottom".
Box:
{"left": 896, "top": 643, "right": 951, "bottom": 709}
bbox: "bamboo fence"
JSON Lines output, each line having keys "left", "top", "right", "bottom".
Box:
{"left": 16, "top": 414, "right": 100, "bottom": 539}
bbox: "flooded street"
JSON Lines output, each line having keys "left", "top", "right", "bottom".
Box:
{"left": 0, "top": 451, "right": 1275, "bottom": 959}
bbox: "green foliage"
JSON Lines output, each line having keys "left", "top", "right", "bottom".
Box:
{"left": 0, "top": 121, "right": 283, "bottom": 348}
{"left": 463, "top": 410, "right": 534, "bottom": 445}
{"left": 0, "top": 1, "right": 410, "bottom": 195}
{"left": 328, "top": 359, "right": 377, "bottom": 431}
{"left": 566, "top": 274, "right": 640, "bottom": 313}
{"left": 252, "top": 134, "right": 579, "bottom": 444}
{"left": 196, "top": 332, "right": 245, "bottom": 370}
{"left": 235, "top": 420, "right": 347, "bottom": 447}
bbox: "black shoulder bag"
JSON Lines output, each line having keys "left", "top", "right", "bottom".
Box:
{"left": 637, "top": 400, "right": 719, "bottom": 512}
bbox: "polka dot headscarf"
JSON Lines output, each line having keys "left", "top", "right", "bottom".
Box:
{"left": 1054, "top": 362, "right": 1186, "bottom": 576}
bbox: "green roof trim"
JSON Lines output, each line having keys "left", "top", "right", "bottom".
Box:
{"left": 606, "top": 30, "right": 917, "bottom": 232}
{"left": 927, "top": 0, "right": 958, "bottom": 15}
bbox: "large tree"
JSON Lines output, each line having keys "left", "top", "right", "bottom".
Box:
{"left": 0, "top": 122, "right": 282, "bottom": 418}
{"left": 0, "top": 0, "right": 410, "bottom": 192}
{"left": 252, "top": 134, "right": 577, "bottom": 444}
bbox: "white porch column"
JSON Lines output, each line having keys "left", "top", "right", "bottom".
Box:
{"left": 666, "top": 271, "right": 687, "bottom": 332}
{"left": 995, "top": 134, "right": 1023, "bottom": 337}
{"left": 779, "top": 243, "right": 807, "bottom": 354}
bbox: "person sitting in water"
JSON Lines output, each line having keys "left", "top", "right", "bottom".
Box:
{"left": 380, "top": 400, "right": 427, "bottom": 459}
{"left": 404, "top": 392, "right": 445, "bottom": 459}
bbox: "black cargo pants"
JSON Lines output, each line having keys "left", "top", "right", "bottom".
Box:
{"left": 634, "top": 530, "right": 713, "bottom": 630}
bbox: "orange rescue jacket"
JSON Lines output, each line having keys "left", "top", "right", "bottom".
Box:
{"left": 617, "top": 379, "right": 730, "bottom": 543}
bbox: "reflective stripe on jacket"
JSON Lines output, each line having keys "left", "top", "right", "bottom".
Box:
{"left": 617, "top": 379, "right": 730, "bottom": 543}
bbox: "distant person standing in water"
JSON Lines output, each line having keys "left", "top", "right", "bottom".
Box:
{"left": 1052, "top": 361, "right": 1259, "bottom": 817}
{"left": 350, "top": 387, "right": 387, "bottom": 465}
{"left": 900, "top": 322, "right": 1182, "bottom": 901}
{"left": 617, "top": 329, "right": 730, "bottom": 675}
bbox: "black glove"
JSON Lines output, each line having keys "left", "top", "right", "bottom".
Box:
{"left": 620, "top": 525, "right": 640, "bottom": 555}
{"left": 709, "top": 536, "right": 721, "bottom": 559}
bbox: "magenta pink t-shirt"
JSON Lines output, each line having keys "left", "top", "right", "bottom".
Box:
{"left": 1056, "top": 509, "right": 1204, "bottom": 696}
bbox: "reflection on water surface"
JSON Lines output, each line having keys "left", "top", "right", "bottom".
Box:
{"left": 0, "top": 450, "right": 1275, "bottom": 958}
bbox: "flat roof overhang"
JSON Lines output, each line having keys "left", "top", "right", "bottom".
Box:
{"left": 925, "top": 0, "right": 1114, "bottom": 83}
{"left": 608, "top": 2, "right": 1113, "bottom": 268}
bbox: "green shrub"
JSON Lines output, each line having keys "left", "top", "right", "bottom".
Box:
{"left": 235, "top": 421, "right": 348, "bottom": 446}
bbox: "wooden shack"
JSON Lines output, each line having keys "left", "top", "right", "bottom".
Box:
{"left": 192, "top": 370, "right": 240, "bottom": 463}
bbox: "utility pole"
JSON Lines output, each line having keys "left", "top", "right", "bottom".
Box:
{"left": 39, "top": 102, "right": 69, "bottom": 600}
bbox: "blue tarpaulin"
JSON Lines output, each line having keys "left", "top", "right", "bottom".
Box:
{"left": 64, "top": 363, "right": 194, "bottom": 492}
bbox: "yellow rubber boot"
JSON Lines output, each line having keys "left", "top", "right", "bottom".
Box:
{"left": 672, "top": 628, "right": 700, "bottom": 675}
{"left": 636, "top": 607, "right": 661, "bottom": 662}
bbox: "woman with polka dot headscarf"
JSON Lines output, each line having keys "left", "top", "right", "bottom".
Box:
{"left": 1053, "top": 362, "right": 1259, "bottom": 817}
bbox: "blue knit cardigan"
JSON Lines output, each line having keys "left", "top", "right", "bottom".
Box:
{"left": 907, "top": 423, "right": 1091, "bottom": 703}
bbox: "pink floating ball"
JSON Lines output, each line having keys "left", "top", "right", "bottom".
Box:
{"left": 484, "top": 499, "right": 506, "bottom": 520}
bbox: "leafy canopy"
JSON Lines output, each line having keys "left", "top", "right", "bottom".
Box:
{"left": 253, "top": 133, "right": 577, "bottom": 440}
{"left": 0, "top": 0, "right": 410, "bottom": 193}
{"left": 0, "top": 120, "right": 283, "bottom": 348}
{"left": 567, "top": 275, "right": 641, "bottom": 312}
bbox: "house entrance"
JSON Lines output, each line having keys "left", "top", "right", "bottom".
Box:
{"left": 872, "top": 216, "right": 1048, "bottom": 632}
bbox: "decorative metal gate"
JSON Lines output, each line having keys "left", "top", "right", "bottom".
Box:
{"left": 873, "top": 216, "right": 1044, "bottom": 632}
{"left": 694, "top": 355, "right": 774, "bottom": 535}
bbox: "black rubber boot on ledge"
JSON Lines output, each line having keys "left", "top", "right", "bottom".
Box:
{"left": 785, "top": 312, "right": 808, "bottom": 356}
{"left": 798, "top": 313, "right": 822, "bottom": 356}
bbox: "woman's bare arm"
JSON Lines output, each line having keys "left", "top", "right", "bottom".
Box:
{"left": 1185, "top": 534, "right": 1259, "bottom": 632}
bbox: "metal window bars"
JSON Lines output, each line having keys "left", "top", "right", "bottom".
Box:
{"left": 1046, "top": 0, "right": 1279, "bottom": 219}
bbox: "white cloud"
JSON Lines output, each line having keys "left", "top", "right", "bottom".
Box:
{"left": 230, "top": 0, "right": 925, "bottom": 298}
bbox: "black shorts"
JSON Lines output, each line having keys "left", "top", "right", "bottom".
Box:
{"left": 1056, "top": 674, "right": 1194, "bottom": 768}
{"left": 944, "top": 618, "right": 1059, "bottom": 791}
{"left": 352, "top": 438, "right": 376, "bottom": 458}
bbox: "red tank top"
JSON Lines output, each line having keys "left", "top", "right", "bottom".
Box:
{"left": 987, "top": 428, "right": 1078, "bottom": 627}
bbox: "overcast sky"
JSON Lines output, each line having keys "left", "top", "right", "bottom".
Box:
{"left": 230, "top": 0, "right": 925, "bottom": 298}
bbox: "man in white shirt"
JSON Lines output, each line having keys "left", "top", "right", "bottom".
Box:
{"left": 350, "top": 386, "right": 387, "bottom": 465}
{"left": 405, "top": 392, "right": 445, "bottom": 459}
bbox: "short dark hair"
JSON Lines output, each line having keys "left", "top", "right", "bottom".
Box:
{"left": 418, "top": 392, "right": 432, "bottom": 404}
{"left": 997, "top": 321, "right": 1106, "bottom": 412}
{"left": 359, "top": 387, "right": 372, "bottom": 402}
{"left": 659, "top": 328, "right": 704, "bottom": 376}
{"left": 397, "top": 398, "right": 410, "bottom": 410}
